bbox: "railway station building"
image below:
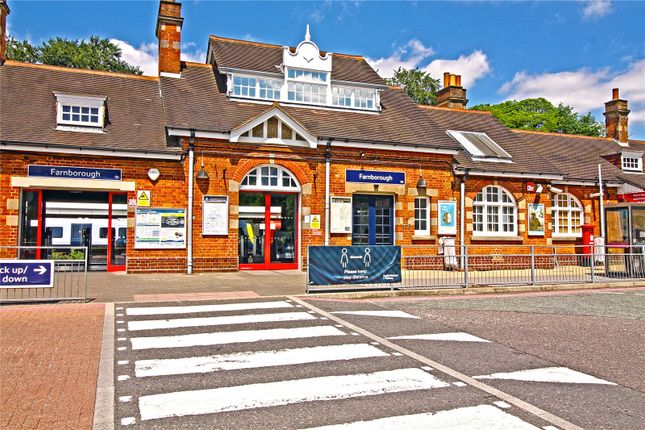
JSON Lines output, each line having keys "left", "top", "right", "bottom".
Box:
{"left": 1, "top": 0, "right": 643, "bottom": 274}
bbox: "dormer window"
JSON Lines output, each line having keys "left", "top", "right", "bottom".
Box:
{"left": 621, "top": 152, "right": 643, "bottom": 172}
{"left": 55, "top": 93, "right": 106, "bottom": 129}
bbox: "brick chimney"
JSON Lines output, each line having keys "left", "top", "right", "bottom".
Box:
{"left": 0, "top": 0, "right": 10, "bottom": 65}
{"left": 436, "top": 72, "right": 468, "bottom": 109}
{"left": 604, "top": 88, "right": 630, "bottom": 143}
{"left": 156, "top": 0, "right": 183, "bottom": 75}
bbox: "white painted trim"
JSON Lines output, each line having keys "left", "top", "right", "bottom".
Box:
{"left": 551, "top": 180, "right": 621, "bottom": 187}
{"left": 53, "top": 93, "right": 106, "bottom": 107}
{"left": 0, "top": 143, "right": 181, "bottom": 160}
{"left": 471, "top": 157, "right": 514, "bottom": 164}
{"left": 460, "top": 170, "right": 563, "bottom": 180}
{"left": 329, "top": 140, "right": 458, "bottom": 155}
{"left": 228, "top": 96, "right": 381, "bottom": 115}
{"left": 230, "top": 107, "right": 318, "bottom": 148}
{"left": 160, "top": 72, "right": 182, "bottom": 79}
{"left": 167, "top": 128, "right": 230, "bottom": 140}
{"left": 11, "top": 176, "right": 136, "bottom": 192}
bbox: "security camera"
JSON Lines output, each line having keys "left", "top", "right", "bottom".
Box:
{"left": 535, "top": 184, "right": 543, "bottom": 193}
{"left": 548, "top": 185, "right": 564, "bottom": 194}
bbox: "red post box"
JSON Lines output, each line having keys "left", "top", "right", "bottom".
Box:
{"left": 581, "top": 224, "right": 595, "bottom": 255}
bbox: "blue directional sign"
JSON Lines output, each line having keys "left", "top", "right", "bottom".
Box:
{"left": 0, "top": 260, "right": 54, "bottom": 288}
{"left": 28, "top": 165, "right": 122, "bottom": 181}
{"left": 346, "top": 169, "right": 405, "bottom": 185}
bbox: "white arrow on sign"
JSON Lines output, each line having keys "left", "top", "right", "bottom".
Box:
{"left": 34, "top": 265, "right": 48, "bottom": 275}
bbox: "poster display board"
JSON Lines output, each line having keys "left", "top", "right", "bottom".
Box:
{"left": 528, "top": 203, "right": 545, "bottom": 236}
{"left": 438, "top": 200, "right": 457, "bottom": 235}
{"left": 308, "top": 245, "right": 401, "bottom": 285}
{"left": 135, "top": 208, "right": 186, "bottom": 249}
{"left": 202, "top": 195, "right": 229, "bottom": 236}
{"left": 330, "top": 196, "right": 352, "bottom": 233}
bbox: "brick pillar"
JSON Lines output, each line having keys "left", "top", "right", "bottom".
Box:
{"left": 603, "top": 88, "right": 630, "bottom": 143}
{"left": 0, "top": 0, "right": 10, "bottom": 65}
{"left": 435, "top": 72, "right": 468, "bottom": 109}
{"left": 156, "top": 0, "right": 183, "bottom": 75}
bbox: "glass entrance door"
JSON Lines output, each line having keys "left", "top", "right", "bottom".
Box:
{"left": 107, "top": 193, "right": 127, "bottom": 272}
{"left": 239, "top": 192, "right": 298, "bottom": 270}
{"left": 352, "top": 195, "right": 394, "bottom": 245}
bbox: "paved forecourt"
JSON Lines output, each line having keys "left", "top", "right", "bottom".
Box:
{"left": 112, "top": 297, "right": 563, "bottom": 429}
{"left": 303, "top": 296, "right": 645, "bottom": 430}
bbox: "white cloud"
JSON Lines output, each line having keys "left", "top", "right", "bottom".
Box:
{"left": 581, "top": 0, "right": 613, "bottom": 20}
{"left": 423, "top": 50, "right": 491, "bottom": 88}
{"left": 111, "top": 39, "right": 206, "bottom": 76}
{"left": 366, "top": 39, "right": 435, "bottom": 78}
{"left": 499, "top": 59, "right": 645, "bottom": 123}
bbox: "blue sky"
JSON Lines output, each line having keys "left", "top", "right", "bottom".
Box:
{"left": 7, "top": 0, "right": 645, "bottom": 139}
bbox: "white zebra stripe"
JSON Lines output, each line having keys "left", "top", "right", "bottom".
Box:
{"left": 127, "top": 311, "right": 316, "bottom": 331}
{"left": 125, "top": 300, "right": 293, "bottom": 316}
{"left": 135, "top": 343, "right": 389, "bottom": 377}
{"left": 130, "top": 325, "right": 346, "bottom": 350}
{"left": 301, "top": 404, "right": 541, "bottom": 430}
{"left": 388, "top": 332, "right": 491, "bottom": 343}
{"left": 138, "top": 368, "right": 448, "bottom": 420}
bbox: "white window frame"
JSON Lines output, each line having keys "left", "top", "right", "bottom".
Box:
{"left": 621, "top": 153, "right": 643, "bottom": 172}
{"left": 55, "top": 93, "right": 106, "bottom": 128}
{"left": 552, "top": 193, "right": 583, "bottom": 238}
{"left": 240, "top": 165, "right": 301, "bottom": 192}
{"left": 414, "top": 196, "right": 431, "bottom": 236}
{"left": 472, "top": 185, "right": 517, "bottom": 237}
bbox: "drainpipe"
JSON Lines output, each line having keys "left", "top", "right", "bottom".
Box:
{"left": 598, "top": 164, "right": 605, "bottom": 238}
{"left": 187, "top": 130, "right": 195, "bottom": 274}
{"left": 324, "top": 140, "right": 332, "bottom": 246}
{"left": 459, "top": 171, "right": 468, "bottom": 269}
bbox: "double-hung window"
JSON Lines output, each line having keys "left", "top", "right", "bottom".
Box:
{"left": 233, "top": 76, "right": 257, "bottom": 97}
{"left": 552, "top": 193, "right": 583, "bottom": 237}
{"left": 259, "top": 79, "right": 281, "bottom": 100}
{"left": 473, "top": 186, "right": 517, "bottom": 236}
{"left": 414, "top": 197, "right": 431, "bottom": 236}
{"left": 287, "top": 68, "right": 327, "bottom": 104}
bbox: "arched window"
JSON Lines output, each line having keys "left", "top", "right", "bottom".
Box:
{"left": 473, "top": 186, "right": 517, "bottom": 236}
{"left": 552, "top": 193, "right": 583, "bottom": 237}
{"left": 240, "top": 165, "right": 300, "bottom": 191}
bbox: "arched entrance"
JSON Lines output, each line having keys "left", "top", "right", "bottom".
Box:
{"left": 238, "top": 165, "right": 300, "bottom": 270}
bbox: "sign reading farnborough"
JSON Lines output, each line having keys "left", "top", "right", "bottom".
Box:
{"left": 346, "top": 169, "right": 405, "bottom": 185}
{"left": 28, "top": 165, "right": 122, "bottom": 181}
{"left": 0, "top": 260, "right": 54, "bottom": 288}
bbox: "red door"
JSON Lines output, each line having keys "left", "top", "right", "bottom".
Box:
{"left": 239, "top": 192, "right": 298, "bottom": 270}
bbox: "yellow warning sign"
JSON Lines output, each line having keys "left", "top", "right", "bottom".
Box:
{"left": 137, "top": 190, "right": 151, "bottom": 207}
{"left": 310, "top": 214, "right": 321, "bottom": 230}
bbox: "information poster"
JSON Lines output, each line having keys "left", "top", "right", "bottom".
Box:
{"left": 135, "top": 208, "right": 186, "bottom": 249}
{"left": 330, "top": 196, "right": 352, "bottom": 234}
{"left": 528, "top": 203, "right": 545, "bottom": 236}
{"left": 438, "top": 200, "right": 457, "bottom": 235}
{"left": 203, "top": 195, "right": 229, "bottom": 236}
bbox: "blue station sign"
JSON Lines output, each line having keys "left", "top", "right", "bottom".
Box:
{"left": 0, "top": 260, "right": 54, "bottom": 288}
{"left": 28, "top": 165, "right": 122, "bottom": 181}
{"left": 308, "top": 245, "right": 401, "bottom": 286}
{"left": 346, "top": 169, "right": 405, "bottom": 185}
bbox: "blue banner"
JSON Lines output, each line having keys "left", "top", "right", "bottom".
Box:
{"left": 346, "top": 169, "right": 405, "bottom": 185}
{"left": 0, "top": 260, "right": 54, "bottom": 288}
{"left": 308, "top": 246, "right": 401, "bottom": 285}
{"left": 28, "top": 165, "right": 122, "bottom": 181}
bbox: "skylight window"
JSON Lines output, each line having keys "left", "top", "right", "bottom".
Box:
{"left": 55, "top": 93, "right": 106, "bottom": 129}
{"left": 447, "top": 130, "right": 511, "bottom": 160}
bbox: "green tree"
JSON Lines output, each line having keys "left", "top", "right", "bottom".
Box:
{"left": 470, "top": 98, "right": 604, "bottom": 137}
{"left": 6, "top": 36, "right": 142, "bottom": 75}
{"left": 385, "top": 67, "right": 440, "bottom": 105}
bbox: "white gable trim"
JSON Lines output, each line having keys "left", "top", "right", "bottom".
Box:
{"left": 229, "top": 108, "right": 318, "bottom": 148}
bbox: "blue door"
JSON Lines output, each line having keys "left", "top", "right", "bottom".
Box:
{"left": 352, "top": 195, "right": 393, "bottom": 245}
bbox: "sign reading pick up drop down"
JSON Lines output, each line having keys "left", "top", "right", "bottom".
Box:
{"left": 0, "top": 260, "right": 54, "bottom": 288}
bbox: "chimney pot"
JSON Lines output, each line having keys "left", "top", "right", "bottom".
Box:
{"left": 449, "top": 74, "right": 456, "bottom": 87}
{"left": 455, "top": 75, "right": 462, "bottom": 87}
{"left": 436, "top": 72, "right": 468, "bottom": 109}
{"left": 443, "top": 72, "right": 450, "bottom": 88}
{"left": 612, "top": 88, "right": 619, "bottom": 100}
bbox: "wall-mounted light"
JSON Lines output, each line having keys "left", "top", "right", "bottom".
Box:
{"left": 148, "top": 168, "right": 160, "bottom": 182}
{"left": 416, "top": 175, "right": 427, "bottom": 195}
{"left": 548, "top": 185, "right": 563, "bottom": 194}
{"left": 196, "top": 152, "right": 209, "bottom": 179}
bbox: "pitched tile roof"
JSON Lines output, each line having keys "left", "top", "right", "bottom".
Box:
{"left": 208, "top": 35, "right": 385, "bottom": 86}
{"left": 161, "top": 63, "right": 459, "bottom": 151}
{"left": 0, "top": 61, "right": 177, "bottom": 155}
{"left": 418, "top": 106, "right": 561, "bottom": 176}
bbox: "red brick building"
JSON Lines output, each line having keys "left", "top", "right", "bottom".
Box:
{"left": 1, "top": 0, "right": 643, "bottom": 275}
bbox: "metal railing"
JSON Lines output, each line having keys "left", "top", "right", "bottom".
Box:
{"left": 307, "top": 244, "right": 645, "bottom": 292}
{"left": 0, "top": 246, "right": 88, "bottom": 303}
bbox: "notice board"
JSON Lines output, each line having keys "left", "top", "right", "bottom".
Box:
{"left": 202, "top": 195, "right": 229, "bottom": 236}
{"left": 135, "top": 208, "right": 187, "bottom": 249}
{"left": 330, "top": 196, "right": 352, "bottom": 233}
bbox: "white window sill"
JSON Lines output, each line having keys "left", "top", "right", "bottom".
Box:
{"left": 55, "top": 125, "right": 105, "bottom": 134}
{"left": 552, "top": 235, "right": 582, "bottom": 241}
{"left": 471, "top": 235, "right": 523, "bottom": 242}
{"left": 412, "top": 234, "right": 436, "bottom": 241}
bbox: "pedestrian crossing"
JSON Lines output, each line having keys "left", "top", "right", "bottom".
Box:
{"left": 113, "top": 298, "right": 557, "bottom": 429}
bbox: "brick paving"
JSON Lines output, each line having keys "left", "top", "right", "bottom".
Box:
{"left": 0, "top": 304, "right": 105, "bottom": 430}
